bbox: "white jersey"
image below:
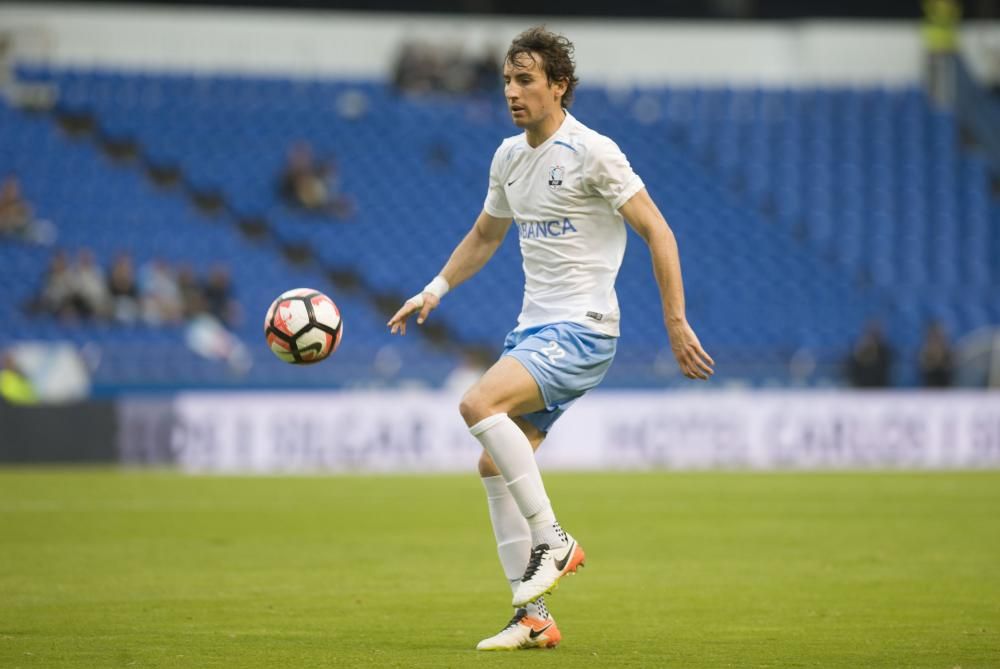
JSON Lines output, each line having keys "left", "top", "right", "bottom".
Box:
{"left": 483, "top": 112, "right": 644, "bottom": 337}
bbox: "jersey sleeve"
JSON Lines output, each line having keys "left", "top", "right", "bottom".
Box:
{"left": 483, "top": 143, "right": 513, "bottom": 219}
{"left": 584, "top": 136, "right": 645, "bottom": 210}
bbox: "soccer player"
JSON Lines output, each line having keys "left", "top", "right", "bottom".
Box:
{"left": 388, "top": 26, "right": 714, "bottom": 650}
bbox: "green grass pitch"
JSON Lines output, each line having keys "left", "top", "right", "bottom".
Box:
{"left": 1, "top": 469, "right": 998, "bottom": 668}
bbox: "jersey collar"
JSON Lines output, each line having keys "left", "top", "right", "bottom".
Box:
{"left": 522, "top": 110, "right": 575, "bottom": 153}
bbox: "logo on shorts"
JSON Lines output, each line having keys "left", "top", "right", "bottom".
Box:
{"left": 548, "top": 165, "right": 564, "bottom": 189}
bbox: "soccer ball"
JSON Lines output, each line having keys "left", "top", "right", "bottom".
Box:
{"left": 264, "top": 288, "right": 343, "bottom": 364}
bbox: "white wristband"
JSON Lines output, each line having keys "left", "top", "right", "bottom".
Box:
{"left": 408, "top": 276, "right": 450, "bottom": 307}
{"left": 423, "top": 275, "right": 450, "bottom": 299}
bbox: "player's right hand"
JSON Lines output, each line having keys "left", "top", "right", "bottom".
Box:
{"left": 387, "top": 292, "right": 440, "bottom": 335}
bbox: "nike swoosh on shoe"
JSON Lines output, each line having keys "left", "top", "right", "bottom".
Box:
{"left": 553, "top": 541, "right": 576, "bottom": 571}
{"left": 529, "top": 623, "right": 554, "bottom": 639}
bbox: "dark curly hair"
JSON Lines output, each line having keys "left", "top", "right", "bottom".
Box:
{"left": 505, "top": 26, "right": 580, "bottom": 109}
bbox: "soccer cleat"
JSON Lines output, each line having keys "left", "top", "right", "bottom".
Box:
{"left": 512, "top": 536, "right": 586, "bottom": 607}
{"left": 475, "top": 608, "right": 562, "bottom": 650}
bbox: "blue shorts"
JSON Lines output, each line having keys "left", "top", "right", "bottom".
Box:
{"left": 502, "top": 321, "right": 617, "bottom": 433}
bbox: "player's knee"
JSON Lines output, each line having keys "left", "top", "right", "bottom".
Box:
{"left": 459, "top": 387, "right": 494, "bottom": 426}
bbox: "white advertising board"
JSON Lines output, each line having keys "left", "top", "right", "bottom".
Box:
{"left": 139, "top": 391, "right": 1000, "bottom": 473}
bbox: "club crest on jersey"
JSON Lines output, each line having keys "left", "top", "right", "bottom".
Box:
{"left": 548, "top": 165, "right": 565, "bottom": 189}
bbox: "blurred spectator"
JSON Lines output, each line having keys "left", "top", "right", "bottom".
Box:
{"left": 0, "top": 175, "right": 30, "bottom": 236}
{"left": 70, "top": 248, "right": 112, "bottom": 320}
{"left": 0, "top": 33, "right": 11, "bottom": 93}
{"left": 846, "top": 321, "right": 894, "bottom": 388}
{"left": 918, "top": 321, "right": 954, "bottom": 387}
{"left": 923, "top": 0, "right": 961, "bottom": 108}
{"left": 393, "top": 40, "right": 500, "bottom": 97}
{"left": 0, "top": 175, "right": 55, "bottom": 245}
{"left": 185, "top": 313, "right": 251, "bottom": 376}
{"left": 439, "top": 44, "right": 474, "bottom": 95}
{"left": 176, "top": 263, "right": 206, "bottom": 318}
{"left": 277, "top": 141, "right": 354, "bottom": 219}
{"left": 139, "top": 259, "right": 183, "bottom": 324}
{"left": 107, "top": 253, "right": 140, "bottom": 323}
{"left": 278, "top": 141, "right": 324, "bottom": 209}
{"left": 30, "top": 251, "right": 244, "bottom": 332}
{"left": 202, "top": 264, "right": 241, "bottom": 327}
{"left": 0, "top": 351, "right": 37, "bottom": 405}
{"left": 393, "top": 41, "right": 442, "bottom": 95}
{"left": 471, "top": 46, "right": 502, "bottom": 95}
{"left": 34, "top": 250, "right": 76, "bottom": 318}
{"left": 34, "top": 248, "right": 110, "bottom": 321}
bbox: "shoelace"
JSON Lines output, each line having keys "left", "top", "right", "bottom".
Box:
{"left": 500, "top": 608, "right": 527, "bottom": 632}
{"left": 520, "top": 544, "right": 551, "bottom": 581}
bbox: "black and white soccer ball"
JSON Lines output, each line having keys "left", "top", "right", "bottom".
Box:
{"left": 264, "top": 288, "right": 343, "bottom": 364}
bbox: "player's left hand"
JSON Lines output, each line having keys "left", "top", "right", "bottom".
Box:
{"left": 667, "top": 320, "right": 715, "bottom": 380}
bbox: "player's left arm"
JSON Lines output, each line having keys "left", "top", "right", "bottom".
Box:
{"left": 619, "top": 188, "right": 715, "bottom": 380}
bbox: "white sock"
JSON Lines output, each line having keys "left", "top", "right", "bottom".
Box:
{"left": 470, "top": 413, "right": 567, "bottom": 549}
{"left": 481, "top": 475, "right": 531, "bottom": 586}
{"left": 481, "top": 476, "right": 551, "bottom": 621}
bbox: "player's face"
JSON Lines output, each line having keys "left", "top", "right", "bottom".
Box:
{"left": 503, "top": 53, "right": 566, "bottom": 129}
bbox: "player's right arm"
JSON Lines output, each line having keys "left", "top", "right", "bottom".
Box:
{"left": 387, "top": 210, "right": 512, "bottom": 335}
{"left": 436, "top": 209, "right": 514, "bottom": 293}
